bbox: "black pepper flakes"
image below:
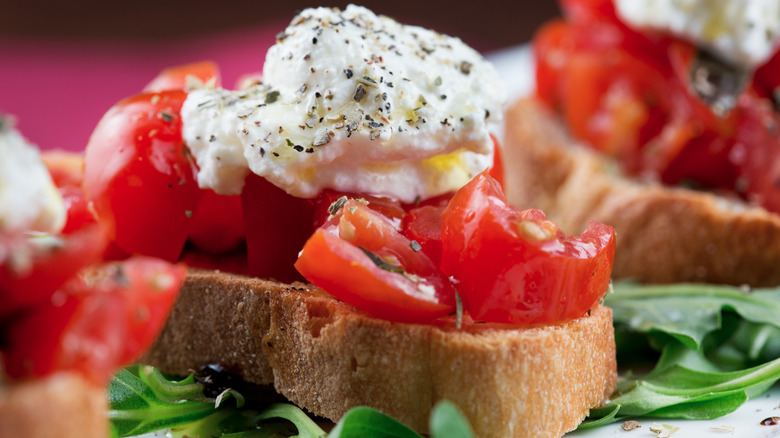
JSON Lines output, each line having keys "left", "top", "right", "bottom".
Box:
{"left": 312, "top": 37, "right": 318, "bottom": 44}
{"left": 160, "top": 110, "right": 175, "bottom": 122}
{"left": 353, "top": 84, "right": 367, "bottom": 102}
{"left": 209, "top": 135, "right": 217, "bottom": 142}
{"left": 293, "top": 145, "right": 304, "bottom": 152}
{"left": 345, "top": 68, "right": 353, "bottom": 79}
{"left": 460, "top": 61, "right": 473, "bottom": 75}
{"left": 260, "top": 147, "right": 266, "bottom": 157}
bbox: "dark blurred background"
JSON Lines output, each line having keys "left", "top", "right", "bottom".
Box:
{"left": 0, "top": 0, "right": 560, "bottom": 51}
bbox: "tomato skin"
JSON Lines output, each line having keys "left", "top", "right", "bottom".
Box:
{"left": 312, "top": 189, "right": 406, "bottom": 229}
{"left": 441, "top": 171, "right": 615, "bottom": 325}
{"left": 488, "top": 135, "right": 505, "bottom": 187}
{"left": 296, "top": 200, "right": 456, "bottom": 323}
{"left": 402, "top": 205, "right": 445, "bottom": 267}
{"left": 188, "top": 190, "right": 245, "bottom": 255}
{"left": 143, "top": 61, "right": 221, "bottom": 92}
{"left": 732, "top": 93, "right": 780, "bottom": 213}
{"left": 0, "top": 222, "right": 108, "bottom": 318}
{"left": 84, "top": 90, "right": 203, "bottom": 262}
{"left": 2, "top": 257, "right": 185, "bottom": 384}
{"left": 242, "top": 174, "right": 314, "bottom": 282}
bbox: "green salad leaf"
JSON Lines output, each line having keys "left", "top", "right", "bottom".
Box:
{"left": 579, "top": 282, "right": 780, "bottom": 428}
{"left": 107, "top": 365, "right": 474, "bottom": 438}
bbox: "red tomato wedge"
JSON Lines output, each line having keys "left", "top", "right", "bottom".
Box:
{"left": 143, "top": 61, "right": 221, "bottom": 92}
{"left": 84, "top": 90, "right": 203, "bottom": 262}
{"left": 0, "top": 222, "right": 108, "bottom": 318}
{"left": 441, "top": 171, "right": 615, "bottom": 325}
{"left": 242, "top": 174, "right": 314, "bottom": 282}
{"left": 296, "top": 199, "right": 456, "bottom": 323}
{"left": 2, "top": 257, "right": 185, "bottom": 384}
{"left": 402, "top": 204, "right": 445, "bottom": 267}
{"left": 312, "top": 189, "right": 406, "bottom": 230}
{"left": 188, "top": 190, "right": 245, "bottom": 255}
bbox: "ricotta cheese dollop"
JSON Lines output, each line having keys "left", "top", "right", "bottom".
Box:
{"left": 0, "top": 115, "right": 65, "bottom": 235}
{"left": 615, "top": 0, "right": 780, "bottom": 68}
{"left": 182, "top": 5, "right": 505, "bottom": 202}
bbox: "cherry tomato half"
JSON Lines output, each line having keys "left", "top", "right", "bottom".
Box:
{"left": 441, "top": 171, "right": 615, "bottom": 325}
{"left": 296, "top": 199, "right": 456, "bottom": 323}
{"left": 84, "top": 90, "right": 203, "bottom": 262}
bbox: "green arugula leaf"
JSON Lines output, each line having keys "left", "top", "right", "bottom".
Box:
{"left": 605, "top": 283, "right": 780, "bottom": 350}
{"left": 580, "top": 282, "right": 780, "bottom": 428}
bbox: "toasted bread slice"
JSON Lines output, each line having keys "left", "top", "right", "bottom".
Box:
{"left": 143, "top": 269, "right": 617, "bottom": 438}
{"left": 503, "top": 98, "right": 780, "bottom": 287}
{"left": 0, "top": 372, "right": 107, "bottom": 438}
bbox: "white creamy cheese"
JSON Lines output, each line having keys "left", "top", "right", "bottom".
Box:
{"left": 615, "top": 0, "right": 780, "bottom": 67}
{"left": 0, "top": 116, "right": 65, "bottom": 235}
{"left": 182, "top": 5, "right": 505, "bottom": 202}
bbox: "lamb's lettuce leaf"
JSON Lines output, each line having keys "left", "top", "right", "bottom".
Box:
{"left": 107, "top": 365, "right": 473, "bottom": 438}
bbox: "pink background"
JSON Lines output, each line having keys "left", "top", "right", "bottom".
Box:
{"left": 0, "top": 26, "right": 282, "bottom": 150}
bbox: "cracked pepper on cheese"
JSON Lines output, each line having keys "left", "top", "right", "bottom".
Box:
{"left": 181, "top": 5, "right": 505, "bottom": 202}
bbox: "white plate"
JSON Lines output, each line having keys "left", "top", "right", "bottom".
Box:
{"left": 485, "top": 44, "right": 780, "bottom": 438}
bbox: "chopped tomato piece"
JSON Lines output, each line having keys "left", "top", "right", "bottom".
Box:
{"left": 188, "top": 190, "right": 245, "bottom": 255}
{"left": 489, "top": 135, "right": 505, "bottom": 188}
{"left": 0, "top": 222, "right": 108, "bottom": 318}
{"left": 312, "top": 189, "right": 406, "bottom": 229}
{"left": 84, "top": 90, "right": 203, "bottom": 262}
{"left": 2, "top": 257, "right": 185, "bottom": 384}
{"left": 296, "top": 200, "right": 456, "bottom": 323}
{"left": 402, "top": 204, "right": 445, "bottom": 267}
{"left": 440, "top": 171, "right": 615, "bottom": 325}
{"left": 242, "top": 174, "right": 314, "bottom": 282}
{"left": 143, "top": 61, "right": 221, "bottom": 92}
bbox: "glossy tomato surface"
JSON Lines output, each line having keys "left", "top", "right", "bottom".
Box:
{"left": 441, "top": 171, "right": 615, "bottom": 325}
{"left": 296, "top": 199, "right": 456, "bottom": 323}
{"left": 242, "top": 174, "right": 314, "bottom": 282}
{"left": 84, "top": 90, "right": 203, "bottom": 262}
{"left": 2, "top": 257, "right": 185, "bottom": 384}
{"left": 0, "top": 224, "right": 108, "bottom": 318}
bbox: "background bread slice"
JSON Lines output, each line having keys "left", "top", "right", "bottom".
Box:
{"left": 143, "top": 269, "right": 617, "bottom": 438}
{"left": 0, "top": 372, "right": 107, "bottom": 438}
{"left": 503, "top": 98, "right": 780, "bottom": 287}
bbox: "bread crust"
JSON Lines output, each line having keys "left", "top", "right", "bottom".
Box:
{"left": 0, "top": 372, "right": 108, "bottom": 438}
{"left": 143, "top": 269, "right": 617, "bottom": 438}
{"left": 503, "top": 98, "right": 780, "bottom": 286}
